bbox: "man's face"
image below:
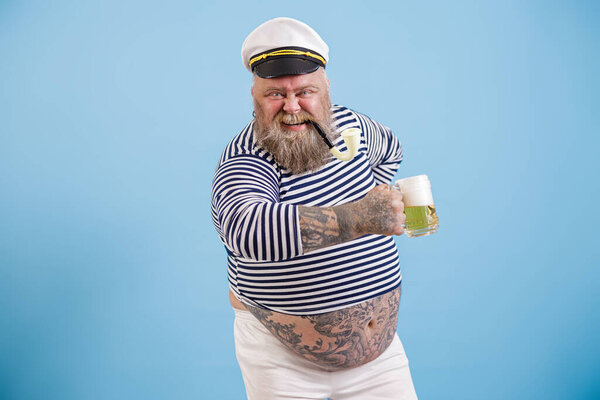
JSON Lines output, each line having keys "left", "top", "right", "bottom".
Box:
{"left": 251, "top": 69, "right": 337, "bottom": 174}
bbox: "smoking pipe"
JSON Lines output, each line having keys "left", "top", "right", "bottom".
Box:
{"left": 308, "top": 121, "right": 360, "bottom": 161}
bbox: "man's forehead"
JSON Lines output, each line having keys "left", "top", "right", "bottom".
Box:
{"left": 254, "top": 70, "right": 327, "bottom": 90}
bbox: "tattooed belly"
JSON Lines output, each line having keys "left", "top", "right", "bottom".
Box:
{"left": 233, "top": 287, "right": 401, "bottom": 371}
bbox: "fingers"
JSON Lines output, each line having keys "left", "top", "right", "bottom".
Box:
{"left": 375, "top": 183, "right": 402, "bottom": 198}
{"left": 389, "top": 186, "right": 404, "bottom": 210}
{"left": 390, "top": 185, "right": 405, "bottom": 235}
{"left": 371, "top": 184, "right": 403, "bottom": 210}
{"left": 381, "top": 184, "right": 406, "bottom": 235}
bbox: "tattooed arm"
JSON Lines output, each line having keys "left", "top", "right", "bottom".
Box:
{"left": 299, "top": 184, "right": 406, "bottom": 253}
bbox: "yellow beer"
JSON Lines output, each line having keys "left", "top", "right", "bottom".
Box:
{"left": 403, "top": 205, "right": 439, "bottom": 237}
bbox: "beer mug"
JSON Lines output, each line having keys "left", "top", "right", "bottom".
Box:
{"left": 395, "top": 175, "right": 439, "bottom": 237}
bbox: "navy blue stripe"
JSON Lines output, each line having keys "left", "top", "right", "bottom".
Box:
{"left": 260, "top": 203, "right": 267, "bottom": 261}
{"left": 237, "top": 235, "right": 393, "bottom": 269}
{"left": 253, "top": 272, "right": 399, "bottom": 304}
{"left": 268, "top": 281, "right": 403, "bottom": 314}
{"left": 238, "top": 250, "right": 399, "bottom": 289}
{"left": 261, "top": 279, "right": 402, "bottom": 308}
{"left": 238, "top": 261, "right": 399, "bottom": 293}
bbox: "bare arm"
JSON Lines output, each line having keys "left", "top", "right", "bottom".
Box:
{"left": 299, "top": 184, "right": 405, "bottom": 253}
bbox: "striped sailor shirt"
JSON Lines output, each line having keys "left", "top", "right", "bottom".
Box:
{"left": 211, "top": 105, "right": 403, "bottom": 315}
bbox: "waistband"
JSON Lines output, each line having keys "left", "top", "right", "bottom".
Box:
{"left": 233, "top": 307, "right": 257, "bottom": 322}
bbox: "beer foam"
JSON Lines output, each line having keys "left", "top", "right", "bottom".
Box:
{"left": 395, "top": 175, "right": 434, "bottom": 206}
{"left": 401, "top": 190, "right": 434, "bottom": 206}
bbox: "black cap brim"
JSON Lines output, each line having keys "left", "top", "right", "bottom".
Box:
{"left": 253, "top": 57, "right": 321, "bottom": 78}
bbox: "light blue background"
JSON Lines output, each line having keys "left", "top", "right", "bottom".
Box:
{"left": 1, "top": 1, "right": 598, "bottom": 399}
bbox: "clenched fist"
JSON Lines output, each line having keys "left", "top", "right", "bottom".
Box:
{"left": 352, "top": 184, "right": 405, "bottom": 236}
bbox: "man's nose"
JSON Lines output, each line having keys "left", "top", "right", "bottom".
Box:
{"left": 283, "top": 95, "right": 301, "bottom": 114}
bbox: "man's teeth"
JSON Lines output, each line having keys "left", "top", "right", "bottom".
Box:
{"left": 284, "top": 121, "right": 306, "bottom": 126}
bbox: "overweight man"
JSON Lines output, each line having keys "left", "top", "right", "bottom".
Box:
{"left": 211, "top": 17, "right": 418, "bottom": 400}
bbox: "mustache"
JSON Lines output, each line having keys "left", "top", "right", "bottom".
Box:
{"left": 275, "top": 111, "right": 316, "bottom": 125}
{"left": 273, "top": 112, "right": 334, "bottom": 149}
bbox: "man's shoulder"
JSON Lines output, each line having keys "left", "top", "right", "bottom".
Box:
{"left": 332, "top": 104, "right": 357, "bottom": 121}
{"left": 332, "top": 104, "right": 383, "bottom": 127}
{"left": 332, "top": 105, "right": 392, "bottom": 141}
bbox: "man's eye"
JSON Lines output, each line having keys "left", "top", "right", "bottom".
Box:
{"left": 269, "top": 93, "right": 283, "bottom": 98}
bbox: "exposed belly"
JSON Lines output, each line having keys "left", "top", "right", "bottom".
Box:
{"left": 230, "top": 286, "right": 401, "bottom": 371}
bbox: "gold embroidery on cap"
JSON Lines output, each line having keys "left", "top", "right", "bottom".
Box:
{"left": 249, "top": 49, "right": 326, "bottom": 67}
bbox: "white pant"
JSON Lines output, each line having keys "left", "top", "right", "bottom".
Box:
{"left": 234, "top": 309, "right": 418, "bottom": 400}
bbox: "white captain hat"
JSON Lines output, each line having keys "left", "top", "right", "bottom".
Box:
{"left": 241, "top": 17, "right": 329, "bottom": 78}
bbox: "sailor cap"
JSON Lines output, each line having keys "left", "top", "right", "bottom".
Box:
{"left": 241, "top": 17, "right": 329, "bottom": 78}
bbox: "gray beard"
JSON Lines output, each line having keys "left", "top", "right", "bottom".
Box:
{"left": 253, "top": 105, "right": 339, "bottom": 175}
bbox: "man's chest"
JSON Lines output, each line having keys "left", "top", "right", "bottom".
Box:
{"left": 278, "top": 152, "right": 376, "bottom": 207}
